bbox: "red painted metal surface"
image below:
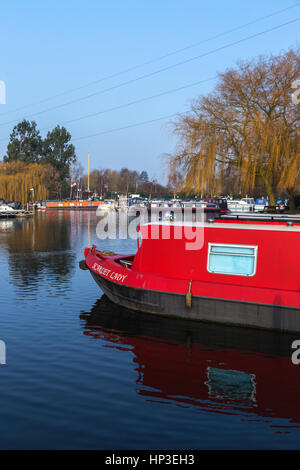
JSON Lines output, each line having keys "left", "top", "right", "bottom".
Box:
{"left": 84, "top": 222, "right": 300, "bottom": 309}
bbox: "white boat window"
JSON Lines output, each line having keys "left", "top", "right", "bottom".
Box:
{"left": 207, "top": 243, "right": 257, "bottom": 276}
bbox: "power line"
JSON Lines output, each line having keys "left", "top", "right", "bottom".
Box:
{"left": 0, "top": 3, "right": 299, "bottom": 121}
{"left": 6, "top": 16, "right": 299, "bottom": 121}
{"left": 39, "top": 76, "right": 217, "bottom": 130}
{"left": 1, "top": 11, "right": 300, "bottom": 146}
{"left": 0, "top": 76, "right": 215, "bottom": 142}
{"left": 72, "top": 113, "right": 179, "bottom": 142}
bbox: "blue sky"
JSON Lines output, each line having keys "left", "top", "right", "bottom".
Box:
{"left": 0, "top": 0, "right": 300, "bottom": 183}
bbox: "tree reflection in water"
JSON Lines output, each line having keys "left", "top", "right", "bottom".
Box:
{"left": 2, "top": 212, "right": 76, "bottom": 293}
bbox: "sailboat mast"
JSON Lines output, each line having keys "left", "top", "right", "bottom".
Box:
{"left": 88, "top": 152, "right": 90, "bottom": 193}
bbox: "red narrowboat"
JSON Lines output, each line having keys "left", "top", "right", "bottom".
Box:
{"left": 46, "top": 200, "right": 102, "bottom": 210}
{"left": 82, "top": 216, "right": 300, "bottom": 332}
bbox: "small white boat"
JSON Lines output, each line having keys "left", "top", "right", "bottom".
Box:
{"left": 96, "top": 199, "right": 117, "bottom": 214}
{"left": 227, "top": 198, "right": 255, "bottom": 212}
{"left": 0, "top": 203, "right": 17, "bottom": 218}
{"left": 0, "top": 201, "right": 32, "bottom": 218}
{"left": 0, "top": 203, "right": 16, "bottom": 212}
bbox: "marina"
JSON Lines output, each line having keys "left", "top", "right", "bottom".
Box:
{"left": 1, "top": 0, "right": 300, "bottom": 454}
{"left": 1, "top": 211, "right": 300, "bottom": 450}
{"left": 40, "top": 196, "right": 290, "bottom": 214}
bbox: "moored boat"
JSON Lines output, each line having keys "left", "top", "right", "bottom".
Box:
{"left": 82, "top": 216, "right": 300, "bottom": 332}
{"left": 0, "top": 201, "right": 19, "bottom": 218}
{"left": 46, "top": 200, "right": 102, "bottom": 210}
{"left": 97, "top": 199, "right": 118, "bottom": 213}
{"left": 254, "top": 197, "right": 268, "bottom": 212}
{"left": 0, "top": 203, "right": 17, "bottom": 212}
{"left": 227, "top": 197, "right": 255, "bottom": 212}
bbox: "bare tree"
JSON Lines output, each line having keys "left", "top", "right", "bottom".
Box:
{"left": 170, "top": 47, "right": 300, "bottom": 206}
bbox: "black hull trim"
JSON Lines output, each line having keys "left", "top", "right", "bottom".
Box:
{"left": 90, "top": 272, "right": 300, "bottom": 333}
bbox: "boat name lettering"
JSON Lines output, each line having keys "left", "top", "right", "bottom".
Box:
{"left": 92, "top": 263, "right": 127, "bottom": 283}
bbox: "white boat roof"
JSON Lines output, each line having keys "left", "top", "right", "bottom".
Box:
{"left": 141, "top": 221, "right": 300, "bottom": 232}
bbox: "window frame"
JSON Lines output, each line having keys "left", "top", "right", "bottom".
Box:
{"left": 207, "top": 242, "right": 258, "bottom": 277}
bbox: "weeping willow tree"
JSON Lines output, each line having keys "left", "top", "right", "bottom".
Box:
{"left": 169, "top": 47, "right": 300, "bottom": 207}
{"left": 0, "top": 161, "right": 61, "bottom": 204}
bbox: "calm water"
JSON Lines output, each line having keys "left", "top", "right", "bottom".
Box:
{"left": 0, "top": 211, "right": 300, "bottom": 450}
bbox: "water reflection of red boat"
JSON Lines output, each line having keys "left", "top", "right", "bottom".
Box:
{"left": 83, "top": 218, "right": 300, "bottom": 332}
{"left": 81, "top": 296, "right": 300, "bottom": 425}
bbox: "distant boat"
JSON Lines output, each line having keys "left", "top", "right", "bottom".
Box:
{"left": 0, "top": 203, "right": 16, "bottom": 212}
{"left": 46, "top": 200, "right": 102, "bottom": 210}
{"left": 0, "top": 202, "right": 17, "bottom": 218}
{"left": 6, "top": 201, "right": 23, "bottom": 210}
{"left": 0, "top": 201, "right": 32, "bottom": 218}
{"left": 254, "top": 198, "right": 268, "bottom": 212}
{"left": 227, "top": 198, "right": 255, "bottom": 212}
{"left": 97, "top": 200, "right": 117, "bottom": 213}
{"left": 34, "top": 201, "right": 46, "bottom": 211}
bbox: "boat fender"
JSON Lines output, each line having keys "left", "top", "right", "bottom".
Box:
{"left": 186, "top": 280, "right": 192, "bottom": 308}
{"left": 79, "top": 259, "right": 89, "bottom": 270}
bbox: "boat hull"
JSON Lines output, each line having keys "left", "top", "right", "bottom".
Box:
{"left": 90, "top": 270, "right": 300, "bottom": 333}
